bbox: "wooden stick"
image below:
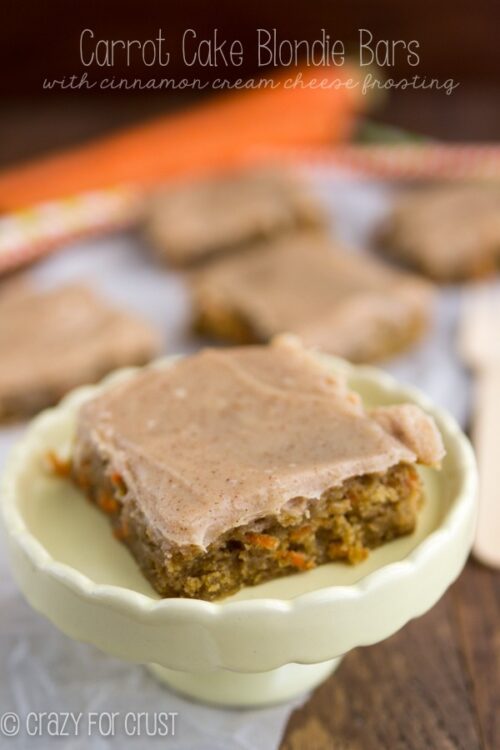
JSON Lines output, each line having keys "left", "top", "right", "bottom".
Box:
{"left": 472, "top": 367, "right": 500, "bottom": 567}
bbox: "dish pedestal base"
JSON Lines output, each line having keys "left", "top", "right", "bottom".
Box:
{"left": 2, "top": 356, "right": 476, "bottom": 712}
{"left": 148, "top": 658, "right": 342, "bottom": 707}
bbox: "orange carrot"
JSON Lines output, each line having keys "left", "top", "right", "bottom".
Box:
{"left": 45, "top": 450, "right": 71, "bottom": 478}
{"left": 110, "top": 471, "right": 127, "bottom": 496}
{"left": 289, "top": 525, "right": 312, "bottom": 543}
{"left": 97, "top": 491, "right": 120, "bottom": 515}
{"left": 280, "top": 550, "right": 315, "bottom": 571}
{"left": 0, "top": 64, "right": 363, "bottom": 211}
{"left": 245, "top": 532, "right": 280, "bottom": 550}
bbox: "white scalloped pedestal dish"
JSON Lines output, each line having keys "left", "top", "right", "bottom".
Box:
{"left": 1, "top": 356, "right": 477, "bottom": 707}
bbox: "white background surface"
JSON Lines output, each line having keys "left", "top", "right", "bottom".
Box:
{"left": 0, "top": 169, "right": 473, "bottom": 749}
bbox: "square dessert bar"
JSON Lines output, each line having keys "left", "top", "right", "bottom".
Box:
{"left": 145, "top": 166, "right": 326, "bottom": 266}
{"left": 377, "top": 184, "right": 500, "bottom": 281}
{"left": 71, "top": 336, "right": 444, "bottom": 600}
{"left": 190, "top": 233, "right": 434, "bottom": 363}
{"left": 0, "top": 280, "right": 161, "bottom": 421}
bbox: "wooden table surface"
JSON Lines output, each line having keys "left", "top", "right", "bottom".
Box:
{"left": 1, "top": 97, "right": 499, "bottom": 750}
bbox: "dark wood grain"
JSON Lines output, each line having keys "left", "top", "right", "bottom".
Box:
{"left": 281, "top": 570, "right": 492, "bottom": 750}
{"left": 1, "top": 98, "right": 499, "bottom": 750}
{"left": 452, "top": 564, "right": 500, "bottom": 750}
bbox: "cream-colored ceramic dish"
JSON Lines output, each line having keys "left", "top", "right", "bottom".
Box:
{"left": 1, "top": 356, "right": 477, "bottom": 707}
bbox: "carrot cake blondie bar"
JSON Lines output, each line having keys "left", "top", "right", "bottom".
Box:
{"left": 190, "top": 233, "right": 433, "bottom": 362}
{"left": 145, "top": 166, "right": 326, "bottom": 266}
{"left": 377, "top": 184, "right": 500, "bottom": 281}
{"left": 0, "top": 280, "right": 161, "bottom": 421}
{"left": 70, "top": 336, "right": 444, "bottom": 600}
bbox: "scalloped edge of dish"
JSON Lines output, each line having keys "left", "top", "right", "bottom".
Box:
{"left": 0, "top": 355, "right": 477, "bottom": 671}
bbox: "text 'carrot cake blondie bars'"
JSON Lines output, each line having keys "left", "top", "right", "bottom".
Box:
{"left": 69, "top": 336, "right": 444, "bottom": 600}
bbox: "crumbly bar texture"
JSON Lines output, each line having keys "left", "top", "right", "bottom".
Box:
{"left": 0, "top": 280, "right": 161, "bottom": 422}
{"left": 69, "top": 337, "right": 445, "bottom": 600}
{"left": 72, "top": 457, "right": 422, "bottom": 600}
{"left": 377, "top": 184, "right": 500, "bottom": 281}
{"left": 190, "top": 233, "right": 433, "bottom": 363}
{"left": 145, "top": 166, "right": 326, "bottom": 266}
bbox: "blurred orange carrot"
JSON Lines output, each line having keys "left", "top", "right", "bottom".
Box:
{"left": 0, "top": 64, "right": 363, "bottom": 211}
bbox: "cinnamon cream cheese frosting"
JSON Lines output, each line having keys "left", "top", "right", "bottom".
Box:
{"left": 378, "top": 184, "right": 500, "bottom": 281}
{"left": 146, "top": 167, "right": 325, "bottom": 266}
{"left": 73, "top": 336, "right": 445, "bottom": 550}
{"left": 191, "top": 233, "right": 433, "bottom": 362}
{"left": 0, "top": 280, "right": 161, "bottom": 420}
